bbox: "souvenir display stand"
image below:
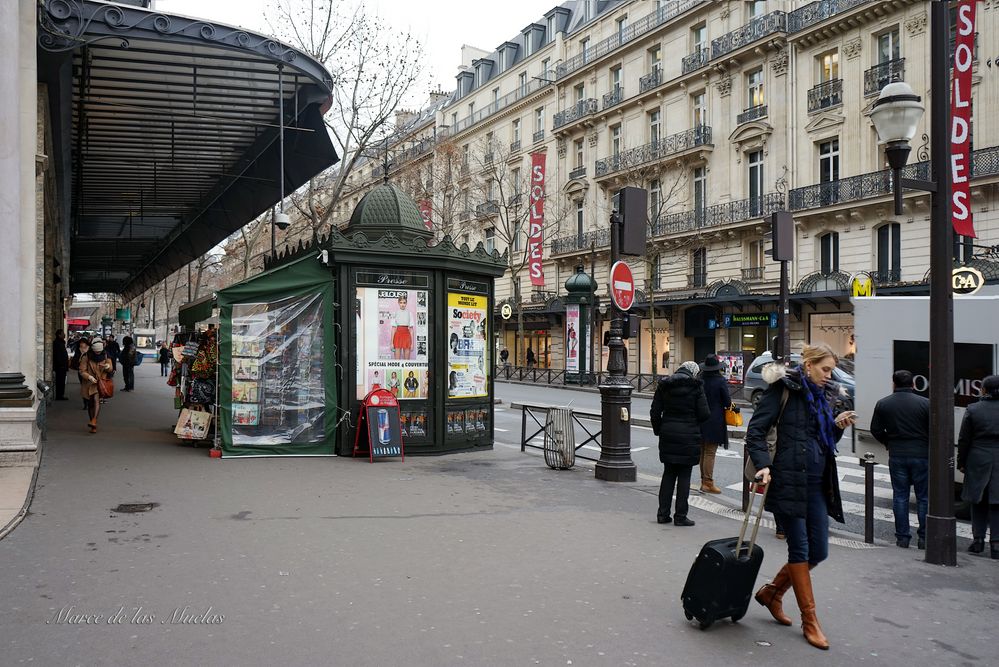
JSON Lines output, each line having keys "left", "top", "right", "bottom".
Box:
{"left": 168, "top": 326, "right": 219, "bottom": 447}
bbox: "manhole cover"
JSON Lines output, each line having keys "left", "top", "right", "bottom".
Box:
{"left": 113, "top": 502, "right": 159, "bottom": 513}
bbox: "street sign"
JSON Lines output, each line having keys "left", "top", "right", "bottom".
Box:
{"left": 850, "top": 272, "right": 876, "bottom": 298}
{"left": 500, "top": 303, "right": 513, "bottom": 320}
{"left": 609, "top": 261, "right": 635, "bottom": 311}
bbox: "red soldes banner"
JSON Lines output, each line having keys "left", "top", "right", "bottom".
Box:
{"left": 528, "top": 153, "right": 546, "bottom": 286}
{"left": 417, "top": 199, "right": 433, "bottom": 231}
{"left": 950, "top": 0, "right": 977, "bottom": 238}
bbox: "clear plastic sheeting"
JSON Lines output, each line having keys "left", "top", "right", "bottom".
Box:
{"left": 230, "top": 293, "right": 325, "bottom": 446}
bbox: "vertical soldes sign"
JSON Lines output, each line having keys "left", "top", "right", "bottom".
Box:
{"left": 417, "top": 200, "right": 433, "bottom": 231}
{"left": 951, "top": 0, "right": 977, "bottom": 238}
{"left": 528, "top": 153, "right": 546, "bottom": 286}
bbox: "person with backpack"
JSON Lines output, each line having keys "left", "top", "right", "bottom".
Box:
{"left": 120, "top": 336, "right": 136, "bottom": 391}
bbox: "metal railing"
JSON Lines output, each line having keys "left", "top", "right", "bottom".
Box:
{"left": 603, "top": 86, "right": 624, "bottom": 110}
{"left": 651, "top": 192, "right": 784, "bottom": 237}
{"left": 498, "top": 366, "right": 663, "bottom": 394}
{"left": 555, "top": 0, "right": 703, "bottom": 80}
{"left": 533, "top": 129, "right": 545, "bottom": 143}
{"left": 452, "top": 77, "right": 547, "bottom": 134}
{"left": 737, "top": 104, "right": 768, "bottom": 124}
{"left": 639, "top": 68, "right": 662, "bottom": 93}
{"left": 551, "top": 228, "right": 611, "bottom": 255}
{"left": 475, "top": 200, "right": 499, "bottom": 216}
{"left": 554, "top": 98, "right": 598, "bottom": 129}
{"left": 510, "top": 139, "right": 521, "bottom": 153}
{"left": 868, "top": 268, "right": 901, "bottom": 284}
{"left": 711, "top": 11, "right": 787, "bottom": 60}
{"left": 864, "top": 58, "right": 905, "bottom": 97}
{"left": 595, "top": 125, "right": 711, "bottom": 177}
{"left": 741, "top": 266, "right": 766, "bottom": 281}
{"left": 681, "top": 48, "right": 709, "bottom": 74}
{"left": 569, "top": 165, "right": 587, "bottom": 180}
{"left": 808, "top": 78, "right": 843, "bottom": 112}
{"left": 518, "top": 403, "right": 602, "bottom": 463}
{"left": 457, "top": 209, "right": 471, "bottom": 221}
{"left": 787, "top": 0, "right": 869, "bottom": 33}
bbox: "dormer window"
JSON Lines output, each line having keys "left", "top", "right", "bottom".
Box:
{"left": 524, "top": 32, "right": 533, "bottom": 57}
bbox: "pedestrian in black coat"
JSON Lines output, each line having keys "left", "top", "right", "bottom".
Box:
{"left": 52, "top": 330, "right": 70, "bottom": 400}
{"left": 120, "top": 336, "right": 136, "bottom": 392}
{"left": 650, "top": 361, "right": 710, "bottom": 526}
{"left": 747, "top": 343, "right": 854, "bottom": 651}
{"left": 958, "top": 375, "right": 999, "bottom": 559}
{"left": 697, "top": 354, "right": 732, "bottom": 494}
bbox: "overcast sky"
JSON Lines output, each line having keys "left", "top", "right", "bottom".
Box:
{"left": 156, "top": 0, "right": 560, "bottom": 103}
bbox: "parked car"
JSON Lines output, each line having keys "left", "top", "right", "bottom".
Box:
{"left": 743, "top": 352, "right": 855, "bottom": 408}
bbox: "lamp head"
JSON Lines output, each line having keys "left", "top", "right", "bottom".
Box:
{"left": 274, "top": 211, "right": 291, "bottom": 231}
{"left": 870, "top": 81, "right": 924, "bottom": 145}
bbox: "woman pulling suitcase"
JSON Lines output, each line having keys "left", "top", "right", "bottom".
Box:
{"left": 745, "top": 342, "right": 855, "bottom": 650}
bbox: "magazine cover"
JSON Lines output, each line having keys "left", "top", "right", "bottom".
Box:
{"left": 357, "top": 287, "right": 429, "bottom": 399}
{"left": 447, "top": 292, "right": 488, "bottom": 398}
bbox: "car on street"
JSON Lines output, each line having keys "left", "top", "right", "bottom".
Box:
{"left": 743, "top": 352, "right": 855, "bottom": 408}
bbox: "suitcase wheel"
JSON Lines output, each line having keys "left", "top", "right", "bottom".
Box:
{"left": 684, "top": 612, "right": 693, "bottom": 621}
{"left": 698, "top": 619, "right": 712, "bottom": 630}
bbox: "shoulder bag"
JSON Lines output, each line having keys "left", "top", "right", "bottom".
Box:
{"left": 97, "top": 376, "right": 114, "bottom": 399}
{"left": 744, "top": 388, "right": 789, "bottom": 482}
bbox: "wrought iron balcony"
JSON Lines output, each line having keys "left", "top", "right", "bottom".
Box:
{"left": 681, "top": 48, "right": 709, "bottom": 74}
{"left": 807, "top": 78, "right": 843, "bottom": 112}
{"left": 687, "top": 273, "right": 708, "bottom": 289}
{"left": 475, "top": 200, "right": 499, "bottom": 217}
{"left": 651, "top": 193, "right": 784, "bottom": 237}
{"left": 510, "top": 140, "right": 521, "bottom": 153}
{"left": 741, "top": 267, "right": 766, "bottom": 281}
{"left": 737, "top": 104, "right": 768, "bottom": 124}
{"left": 533, "top": 129, "right": 545, "bottom": 143}
{"left": 551, "top": 228, "right": 611, "bottom": 255}
{"left": 603, "top": 86, "right": 624, "bottom": 110}
{"left": 484, "top": 152, "right": 494, "bottom": 166}
{"left": 457, "top": 210, "right": 471, "bottom": 221}
{"left": 569, "top": 166, "right": 587, "bottom": 180}
{"left": 864, "top": 58, "right": 905, "bottom": 97}
{"left": 451, "top": 77, "right": 547, "bottom": 134}
{"left": 459, "top": 163, "right": 469, "bottom": 177}
{"left": 639, "top": 68, "right": 662, "bottom": 93}
{"left": 787, "top": 0, "right": 869, "bottom": 33}
{"left": 868, "top": 268, "right": 901, "bottom": 284}
{"left": 595, "top": 125, "right": 712, "bottom": 177}
{"left": 711, "top": 11, "right": 787, "bottom": 60}
{"left": 507, "top": 193, "right": 523, "bottom": 207}
{"left": 554, "top": 99, "right": 598, "bottom": 129}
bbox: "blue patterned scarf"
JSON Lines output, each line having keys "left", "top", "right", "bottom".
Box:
{"left": 802, "top": 373, "right": 837, "bottom": 455}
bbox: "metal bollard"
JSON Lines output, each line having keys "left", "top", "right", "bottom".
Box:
{"left": 861, "top": 452, "right": 877, "bottom": 544}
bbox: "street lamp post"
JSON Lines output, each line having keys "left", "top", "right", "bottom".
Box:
{"left": 869, "top": 2, "right": 955, "bottom": 566}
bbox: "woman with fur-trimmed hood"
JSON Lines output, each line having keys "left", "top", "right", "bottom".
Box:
{"left": 650, "top": 361, "right": 710, "bottom": 527}
{"left": 747, "top": 343, "right": 855, "bottom": 651}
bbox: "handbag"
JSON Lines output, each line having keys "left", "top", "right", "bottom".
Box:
{"left": 97, "top": 376, "right": 114, "bottom": 399}
{"left": 725, "top": 406, "right": 743, "bottom": 427}
{"left": 743, "top": 388, "right": 789, "bottom": 482}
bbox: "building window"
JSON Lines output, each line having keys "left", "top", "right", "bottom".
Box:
{"left": 650, "top": 178, "right": 662, "bottom": 222}
{"left": 747, "top": 67, "right": 764, "bottom": 108}
{"left": 451, "top": 112, "right": 457, "bottom": 128}
{"left": 651, "top": 253, "right": 662, "bottom": 290}
{"left": 485, "top": 227, "right": 495, "bottom": 254}
{"left": 611, "top": 125, "right": 622, "bottom": 156}
{"left": 492, "top": 88, "right": 500, "bottom": 107}
{"left": 513, "top": 219, "right": 522, "bottom": 251}
{"left": 580, "top": 37, "right": 590, "bottom": 64}
{"left": 692, "top": 91, "right": 707, "bottom": 127}
{"left": 692, "top": 24, "right": 706, "bottom": 52}
{"left": 574, "top": 83, "right": 585, "bottom": 103}
{"left": 693, "top": 166, "right": 707, "bottom": 214}
{"left": 819, "top": 232, "right": 840, "bottom": 274}
{"left": 648, "top": 109, "right": 661, "bottom": 143}
{"left": 462, "top": 144, "right": 470, "bottom": 166}
{"left": 818, "top": 138, "right": 840, "bottom": 203}
{"left": 819, "top": 51, "right": 839, "bottom": 82}
{"left": 535, "top": 107, "right": 544, "bottom": 132}
{"left": 576, "top": 200, "right": 585, "bottom": 239}
{"left": 876, "top": 223, "right": 901, "bottom": 280}
{"left": 692, "top": 247, "right": 708, "bottom": 287}
{"left": 748, "top": 150, "right": 764, "bottom": 216}
{"left": 462, "top": 233, "right": 470, "bottom": 247}
{"left": 499, "top": 50, "right": 507, "bottom": 71}
{"left": 574, "top": 138, "right": 584, "bottom": 169}
{"left": 748, "top": 239, "right": 765, "bottom": 269}
{"left": 541, "top": 58, "right": 551, "bottom": 78}
{"left": 877, "top": 28, "right": 901, "bottom": 63}
{"left": 547, "top": 16, "right": 556, "bottom": 41}
{"left": 616, "top": 16, "right": 627, "bottom": 42}
{"left": 524, "top": 31, "right": 533, "bottom": 57}
{"left": 649, "top": 45, "right": 662, "bottom": 73}
{"left": 519, "top": 72, "right": 528, "bottom": 95}
{"left": 468, "top": 101, "right": 475, "bottom": 118}
{"left": 747, "top": 0, "right": 766, "bottom": 20}
{"left": 610, "top": 65, "right": 622, "bottom": 93}
{"left": 512, "top": 119, "right": 521, "bottom": 143}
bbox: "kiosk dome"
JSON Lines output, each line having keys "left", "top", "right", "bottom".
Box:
{"left": 347, "top": 183, "right": 432, "bottom": 243}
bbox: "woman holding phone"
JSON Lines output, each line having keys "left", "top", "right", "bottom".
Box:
{"left": 745, "top": 342, "right": 855, "bottom": 651}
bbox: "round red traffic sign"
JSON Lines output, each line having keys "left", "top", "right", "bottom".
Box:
{"left": 610, "top": 261, "right": 635, "bottom": 311}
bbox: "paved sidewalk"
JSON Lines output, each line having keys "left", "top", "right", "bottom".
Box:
{"left": 1, "top": 366, "right": 995, "bottom": 665}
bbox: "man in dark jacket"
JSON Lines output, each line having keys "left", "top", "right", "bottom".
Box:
{"left": 870, "top": 370, "right": 930, "bottom": 549}
{"left": 650, "top": 361, "right": 710, "bottom": 526}
{"left": 52, "top": 330, "right": 70, "bottom": 400}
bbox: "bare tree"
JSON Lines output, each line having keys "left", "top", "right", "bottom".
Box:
{"left": 269, "top": 0, "right": 426, "bottom": 238}
{"left": 396, "top": 135, "right": 465, "bottom": 241}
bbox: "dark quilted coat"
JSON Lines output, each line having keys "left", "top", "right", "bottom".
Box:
{"left": 745, "top": 366, "right": 846, "bottom": 523}
{"left": 650, "top": 371, "right": 711, "bottom": 466}
{"left": 699, "top": 371, "right": 732, "bottom": 447}
{"left": 958, "top": 396, "right": 999, "bottom": 505}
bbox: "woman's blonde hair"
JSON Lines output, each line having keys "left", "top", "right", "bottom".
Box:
{"left": 801, "top": 342, "right": 838, "bottom": 366}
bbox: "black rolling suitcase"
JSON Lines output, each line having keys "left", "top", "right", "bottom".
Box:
{"left": 681, "top": 483, "right": 768, "bottom": 629}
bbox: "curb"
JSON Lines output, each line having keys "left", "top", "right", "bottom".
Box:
{"left": 0, "top": 462, "right": 41, "bottom": 542}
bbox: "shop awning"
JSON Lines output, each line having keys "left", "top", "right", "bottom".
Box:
{"left": 178, "top": 294, "right": 216, "bottom": 329}
{"left": 66, "top": 318, "right": 91, "bottom": 327}
{"left": 38, "top": 1, "right": 339, "bottom": 299}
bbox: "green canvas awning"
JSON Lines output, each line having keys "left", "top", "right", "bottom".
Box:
{"left": 178, "top": 295, "right": 216, "bottom": 329}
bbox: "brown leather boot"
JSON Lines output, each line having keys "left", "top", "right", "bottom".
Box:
{"left": 788, "top": 562, "right": 829, "bottom": 650}
{"left": 699, "top": 443, "right": 722, "bottom": 493}
{"left": 754, "top": 564, "right": 792, "bottom": 625}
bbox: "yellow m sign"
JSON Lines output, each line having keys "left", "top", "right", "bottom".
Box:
{"left": 850, "top": 273, "right": 875, "bottom": 298}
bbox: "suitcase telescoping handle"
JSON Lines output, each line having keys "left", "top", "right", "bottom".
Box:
{"left": 735, "top": 478, "right": 769, "bottom": 557}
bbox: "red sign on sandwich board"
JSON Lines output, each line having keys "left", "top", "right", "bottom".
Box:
{"left": 610, "top": 261, "right": 635, "bottom": 311}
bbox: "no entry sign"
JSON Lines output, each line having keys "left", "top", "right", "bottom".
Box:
{"left": 610, "top": 261, "right": 635, "bottom": 311}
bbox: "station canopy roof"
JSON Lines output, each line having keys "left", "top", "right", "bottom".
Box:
{"left": 38, "top": 1, "right": 339, "bottom": 298}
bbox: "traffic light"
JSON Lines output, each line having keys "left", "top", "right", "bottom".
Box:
{"left": 615, "top": 187, "right": 648, "bottom": 256}
{"left": 764, "top": 210, "right": 794, "bottom": 261}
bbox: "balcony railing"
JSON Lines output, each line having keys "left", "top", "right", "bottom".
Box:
{"left": 737, "top": 104, "right": 768, "bottom": 124}
{"left": 603, "top": 86, "right": 624, "bottom": 110}
{"left": 569, "top": 166, "right": 587, "bottom": 180}
{"left": 864, "top": 58, "right": 905, "bottom": 97}
{"left": 868, "top": 268, "right": 902, "bottom": 284}
{"left": 808, "top": 78, "right": 843, "bottom": 112}
{"left": 651, "top": 193, "right": 784, "bottom": 236}
{"left": 639, "top": 68, "right": 662, "bottom": 93}
{"left": 787, "top": 0, "right": 869, "bottom": 33}
{"left": 551, "top": 228, "right": 611, "bottom": 255}
{"left": 554, "top": 98, "right": 598, "bottom": 129}
{"left": 555, "top": 0, "right": 703, "bottom": 80}
{"left": 452, "top": 77, "right": 547, "bottom": 134}
{"left": 688, "top": 273, "right": 708, "bottom": 289}
{"left": 711, "top": 11, "right": 787, "bottom": 60}
{"left": 741, "top": 267, "right": 766, "bottom": 281}
{"left": 681, "top": 48, "right": 709, "bottom": 74}
{"left": 459, "top": 163, "right": 469, "bottom": 177}
{"left": 475, "top": 200, "right": 499, "bottom": 217}
{"left": 457, "top": 210, "right": 471, "bottom": 221}
{"left": 510, "top": 140, "right": 521, "bottom": 153}
{"left": 596, "top": 126, "right": 712, "bottom": 177}
{"left": 484, "top": 152, "right": 494, "bottom": 165}
{"left": 533, "top": 129, "right": 545, "bottom": 143}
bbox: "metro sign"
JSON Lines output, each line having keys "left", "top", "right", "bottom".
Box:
{"left": 610, "top": 261, "right": 635, "bottom": 311}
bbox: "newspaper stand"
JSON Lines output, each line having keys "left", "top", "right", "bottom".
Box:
{"left": 353, "top": 388, "right": 405, "bottom": 462}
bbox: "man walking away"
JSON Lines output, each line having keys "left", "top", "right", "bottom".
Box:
{"left": 158, "top": 342, "right": 171, "bottom": 377}
{"left": 120, "top": 336, "right": 136, "bottom": 392}
{"left": 870, "top": 370, "right": 930, "bottom": 549}
{"left": 52, "top": 330, "right": 70, "bottom": 400}
{"left": 106, "top": 335, "right": 121, "bottom": 372}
